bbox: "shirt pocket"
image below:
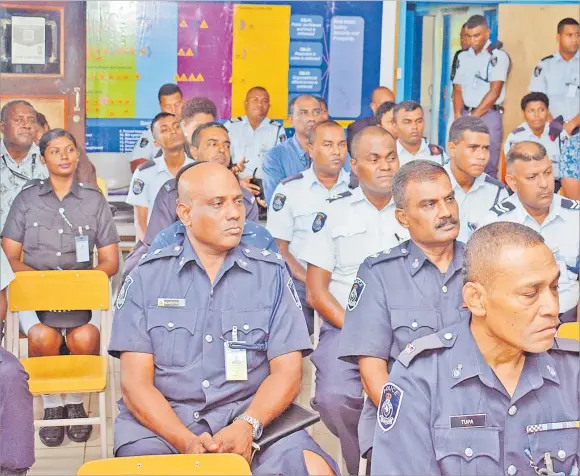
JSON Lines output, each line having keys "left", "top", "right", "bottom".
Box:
{"left": 527, "top": 427, "right": 578, "bottom": 474}
{"left": 391, "top": 308, "right": 439, "bottom": 351}
{"left": 332, "top": 224, "right": 369, "bottom": 271}
{"left": 221, "top": 309, "right": 271, "bottom": 370}
{"left": 23, "top": 215, "right": 52, "bottom": 253}
{"left": 147, "top": 308, "right": 199, "bottom": 369}
{"left": 434, "top": 427, "right": 500, "bottom": 476}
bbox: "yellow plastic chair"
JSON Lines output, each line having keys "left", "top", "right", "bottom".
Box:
{"left": 557, "top": 322, "right": 579, "bottom": 341}
{"left": 6, "top": 270, "right": 114, "bottom": 458}
{"left": 77, "top": 454, "right": 251, "bottom": 475}
{"left": 96, "top": 177, "right": 108, "bottom": 197}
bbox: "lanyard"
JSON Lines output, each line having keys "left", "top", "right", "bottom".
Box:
{"left": 1, "top": 153, "right": 36, "bottom": 182}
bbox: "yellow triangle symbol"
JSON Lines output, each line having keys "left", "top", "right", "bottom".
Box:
{"left": 173, "top": 73, "right": 180, "bottom": 81}
{"left": 196, "top": 73, "right": 204, "bottom": 82}
{"left": 177, "top": 48, "right": 185, "bottom": 56}
{"left": 200, "top": 20, "right": 208, "bottom": 29}
{"left": 186, "top": 48, "right": 194, "bottom": 56}
{"left": 180, "top": 73, "right": 187, "bottom": 81}
{"left": 188, "top": 73, "right": 196, "bottom": 81}
{"left": 179, "top": 19, "right": 188, "bottom": 28}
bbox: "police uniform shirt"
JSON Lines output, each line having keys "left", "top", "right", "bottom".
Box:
{"left": 266, "top": 166, "right": 350, "bottom": 269}
{"left": 1, "top": 179, "right": 119, "bottom": 271}
{"left": 129, "top": 128, "right": 160, "bottom": 163}
{"left": 108, "top": 238, "right": 311, "bottom": 453}
{"left": 504, "top": 121, "right": 569, "bottom": 179}
{"left": 0, "top": 248, "right": 15, "bottom": 291}
{"left": 126, "top": 155, "right": 194, "bottom": 222}
{"left": 529, "top": 51, "right": 580, "bottom": 121}
{"left": 370, "top": 317, "right": 580, "bottom": 476}
{"left": 396, "top": 139, "right": 449, "bottom": 167}
{"left": 444, "top": 162, "right": 508, "bottom": 242}
{"left": 453, "top": 40, "right": 510, "bottom": 108}
{"left": 0, "top": 140, "right": 48, "bottom": 232}
{"left": 481, "top": 194, "right": 579, "bottom": 313}
{"left": 299, "top": 187, "right": 409, "bottom": 312}
{"left": 224, "top": 116, "right": 286, "bottom": 179}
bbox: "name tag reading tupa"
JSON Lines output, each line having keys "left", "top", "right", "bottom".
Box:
{"left": 450, "top": 414, "right": 487, "bottom": 429}
{"left": 157, "top": 298, "right": 186, "bottom": 308}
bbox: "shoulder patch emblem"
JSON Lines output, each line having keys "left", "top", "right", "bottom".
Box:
{"left": 490, "top": 56, "right": 498, "bottom": 67}
{"left": 377, "top": 383, "right": 404, "bottom": 432}
{"left": 561, "top": 198, "right": 580, "bottom": 210}
{"left": 346, "top": 277, "right": 366, "bottom": 312}
{"left": 534, "top": 65, "right": 542, "bottom": 77}
{"left": 327, "top": 190, "right": 352, "bottom": 203}
{"left": 272, "top": 193, "right": 286, "bottom": 212}
{"left": 115, "top": 275, "right": 134, "bottom": 310}
{"left": 132, "top": 178, "right": 145, "bottom": 195}
{"left": 139, "top": 137, "right": 149, "bottom": 148}
{"left": 491, "top": 200, "right": 516, "bottom": 216}
{"left": 429, "top": 144, "right": 442, "bottom": 156}
{"left": 312, "top": 212, "right": 327, "bottom": 233}
{"left": 280, "top": 134, "right": 287, "bottom": 142}
{"left": 287, "top": 278, "right": 302, "bottom": 310}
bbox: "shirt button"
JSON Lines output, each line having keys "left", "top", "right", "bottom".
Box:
{"left": 58, "top": 229, "right": 63, "bottom": 234}
{"left": 79, "top": 182, "right": 84, "bottom": 187}
{"left": 411, "top": 321, "right": 418, "bottom": 329}
{"left": 205, "top": 335, "right": 213, "bottom": 343}
{"left": 464, "top": 447, "right": 473, "bottom": 458}
{"left": 56, "top": 251, "right": 62, "bottom": 257}
{"left": 167, "top": 322, "right": 175, "bottom": 328}
{"left": 33, "top": 222, "right": 38, "bottom": 227}
{"left": 507, "top": 464, "right": 517, "bottom": 475}
{"left": 442, "top": 285, "right": 448, "bottom": 294}
{"left": 243, "top": 324, "right": 249, "bottom": 331}
{"left": 85, "top": 225, "right": 90, "bottom": 230}
{"left": 401, "top": 248, "right": 407, "bottom": 254}
{"left": 444, "top": 333, "right": 453, "bottom": 340}
{"left": 558, "top": 449, "right": 566, "bottom": 459}
{"left": 193, "top": 411, "right": 200, "bottom": 419}
{"left": 508, "top": 405, "right": 517, "bottom": 416}
{"left": 202, "top": 380, "right": 210, "bottom": 389}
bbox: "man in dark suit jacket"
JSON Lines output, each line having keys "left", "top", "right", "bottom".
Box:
{"left": 346, "top": 86, "right": 395, "bottom": 153}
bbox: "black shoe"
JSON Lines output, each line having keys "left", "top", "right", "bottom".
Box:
{"left": 39, "top": 406, "right": 65, "bottom": 447}
{"left": 65, "top": 403, "right": 93, "bottom": 443}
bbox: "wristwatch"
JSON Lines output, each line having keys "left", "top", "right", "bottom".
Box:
{"left": 234, "top": 413, "right": 263, "bottom": 440}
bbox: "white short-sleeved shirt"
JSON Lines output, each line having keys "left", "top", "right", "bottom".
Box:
{"left": 299, "top": 186, "right": 410, "bottom": 309}
{"left": 396, "top": 139, "right": 449, "bottom": 167}
{"left": 444, "top": 163, "right": 508, "bottom": 243}
{"left": 453, "top": 40, "right": 510, "bottom": 107}
{"left": 504, "top": 121, "right": 569, "bottom": 179}
{"left": 266, "top": 166, "right": 350, "bottom": 268}
{"left": 224, "top": 116, "right": 286, "bottom": 179}
{"left": 130, "top": 128, "right": 161, "bottom": 163}
{"left": 126, "top": 155, "right": 194, "bottom": 222}
{"left": 529, "top": 51, "right": 580, "bottom": 122}
{"left": 0, "top": 248, "right": 15, "bottom": 291}
{"left": 480, "top": 193, "right": 579, "bottom": 313}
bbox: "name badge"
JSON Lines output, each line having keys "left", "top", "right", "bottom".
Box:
{"left": 157, "top": 298, "right": 186, "bottom": 308}
{"left": 224, "top": 326, "right": 248, "bottom": 381}
{"left": 75, "top": 235, "right": 90, "bottom": 263}
{"left": 450, "top": 414, "right": 487, "bottom": 429}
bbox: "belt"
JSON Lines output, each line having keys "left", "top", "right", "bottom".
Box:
{"left": 464, "top": 105, "right": 503, "bottom": 113}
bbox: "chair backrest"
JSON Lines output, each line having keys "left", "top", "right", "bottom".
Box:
{"left": 96, "top": 177, "right": 108, "bottom": 196}
{"left": 557, "top": 322, "right": 579, "bottom": 341}
{"left": 77, "top": 454, "right": 252, "bottom": 475}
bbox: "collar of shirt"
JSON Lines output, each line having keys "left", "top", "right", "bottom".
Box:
{"left": 407, "top": 239, "right": 464, "bottom": 278}
{"left": 350, "top": 185, "right": 396, "bottom": 212}
{"left": 0, "top": 140, "right": 39, "bottom": 167}
{"left": 467, "top": 39, "right": 492, "bottom": 57}
{"left": 553, "top": 50, "right": 580, "bottom": 63}
{"left": 288, "top": 135, "right": 310, "bottom": 165}
{"left": 444, "top": 162, "right": 487, "bottom": 195}
{"left": 155, "top": 155, "right": 194, "bottom": 175}
{"left": 397, "top": 138, "right": 429, "bottom": 158}
{"left": 241, "top": 115, "right": 272, "bottom": 132}
{"left": 511, "top": 193, "right": 564, "bottom": 227}
{"left": 37, "top": 178, "right": 84, "bottom": 199}
{"left": 303, "top": 165, "right": 350, "bottom": 191}
{"left": 519, "top": 121, "right": 550, "bottom": 140}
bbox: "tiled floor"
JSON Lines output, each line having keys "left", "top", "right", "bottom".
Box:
{"left": 26, "top": 355, "right": 344, "bottom": 475}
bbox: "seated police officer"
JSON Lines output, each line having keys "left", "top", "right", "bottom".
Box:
{"left": 1, "top": 129, "right": 120, "bottom": 447}
{"left": 481, "top": 141, "right": 579, "bottom": 322}
{"left": 109, "top": 162, "right": 338, "bottom": 475}
{"left": 371, "top": 222, "right": 579, "bottom": 476}
{"left": 338, "top": 160, "right": 467, "bottom": 468}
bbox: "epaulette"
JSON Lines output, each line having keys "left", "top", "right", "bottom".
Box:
{"left": 240, "top": 246, "right": 285, "bottom": 267}
{"left": 551, "top": 337, "right": 579, "bottom": 353}
{"left": 561, "top": 198, "right": 580, "bottom": 210}
{"left": 270, "top": 119, "right": 282, "bottom": 126}
{"left": 163, "top": 179, "right": 176, "bottom": 192}
{"left": 78, "top": 182, "right": 102, "bottom": 194}
{"left": 154, "top": 148, "right": 163, "bottom": 159}
{"left": 398, "top": 332, "right": 455, "bottom": 368}
{"left": 139, "top": 243, "right": 183, "bottom": 266}
{"left": 484, "top": 175, "right": 505, "bottom": 189}
{"left": 490, "top": 200, "right": 516, "bottom": 216}
{"left": 363, "top": 241, "right": 411, "bottom": 268}
{"left": 22, "top": 178, "right": 42, "bottom": 191}
{"left": 228, "top": 117, "right": 242, "bottom": 123}
{"left": 327, "top": 191, "right": 352, "bottom": 203}
{"left": 281, "top": 173, "right": 304, "bottom": 185}
{"left": 487, "top": 40, "right": 504, "bottom": 54}
{"left": 511, "top": 126, "right": 525, "bottom": 134}
{"left": 541, "top": 54, "right": 554, "bottom": 62}
{"left": 137, "top": 159, "right": 156, "bottom": 171}
{"left": 429, "top": 144, "right": 443, "bottom": 156}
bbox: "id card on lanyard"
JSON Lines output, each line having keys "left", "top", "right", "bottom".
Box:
{"left": 59, "top": 208, "right": 90, "bottom": 263}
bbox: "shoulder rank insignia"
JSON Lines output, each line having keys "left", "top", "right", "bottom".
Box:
{"left": 163, "top": 180, "right": 175, "bottom": 192}
{"left": 377, "top": 383, "right": 404, "bottom": 432}
{"left": 561, "top": 198, "right": 580, "bottom": 210}
{"left": 272, "top": 193, "right": 286, "bottom": 211}
{"left": 486, "top": 40, "right": 503, "bottom": 54}
{"left": 552, "top": 337, "right": 580, "bottom": 353}
{"left": 541, "top": 54, "right": 554, "bottom": 62}
{"left": 312, "top": 212, "right": 327, "bottom": 233}
{"left": 490, "top": 200, "right": 516, "bottom": 216}
{"left": 132, "top": 178, "right": 145, "bottom": 195}
{"left": 139, "top": 137, "right": 149, "bottom": 148}
{"left": 511, "top": 126, "right": 525, "bottom": 135}
{"left": 397, "top": 332, "right": 452, "bottom": 368}
{"left": 241, "top": 246, "right": 285, "bottom": 267}
{"left": 429, "top": 144, "right": 443, "bottom": 156}
{"left": 137, "top": 159, "right": 156, "bottom": 171}
{"left": 21, "top": 179, "right": 41, "bottom": 191}
{"left": 281, "top": 173, "right": 304, "bottom": 185}
{"left": 363, "top": 242, "right": 409, "bottom": 268}
{"left": 346, "top": 277, "right": 366, "bottom": 312}
{"left": 484, "top": 175, "right": 505, "bottom": 189}
{"left": 327, "top": 190, "right": 352, "bottom": 203}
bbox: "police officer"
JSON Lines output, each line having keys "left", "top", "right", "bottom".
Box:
{"left": 445, "top": 116, "right": 507, "bottom": 242}
{"left": 127, "top": 112, "right": 194, "bottom": 238}
{"left": 0, "top": 248, "right": 34, "bottom": 476}
{"left": 180, "top": 97, "right": 217, "bottom": 156}
{"left": 266, "top": 120, "right": 351, "bottom": 334}
{"left": 109, "top": 162, "right": 339, "bottom": 475}
{"left": 224, "top": 87, "right": 286, "bottom": 179}
{"left": 394, "top": 101, "right": 449, "bottom": 166}
{"left": 481, "top": 141, "right": 579, "bottom": 322}
{"left": 338, "top": 160, "right": 466, "bottom": 468}
{"left": 375, "top": 101, "right": 398, "bottom": 140}
{"left": 453, "top": 15, "right": 510, "bottom": 179}
{"left": 505, "top": 93, "right": 569, "bottom": 188}
{"left": 450, "top": 23, "right": 470, "bottom": 83}
{"left": 529, "top": 18, "right": 580, "bottom": 135}
{"left": 371, "top": 222, "right": 579, "bottom": 476}
{"left": 299, "top": 126, "right": 409, "bottom": 474}
{"left": 1, "top": 129, "right": 120, "bottom": 447}
{"left": 262, "top": 95, "right": 322, "bottom": 205}
{"left": 129, "top": 83, "right": 184, "bottom": 172}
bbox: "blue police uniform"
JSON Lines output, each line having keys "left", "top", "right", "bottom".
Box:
{"left": 109, "top": 238, "right": 340, "bottom": 474}
{"left": 371, "top": 317, "right": 580, "bottom": 476}
{"left": 338, "top": 240, "right": 468, "bottom": 460}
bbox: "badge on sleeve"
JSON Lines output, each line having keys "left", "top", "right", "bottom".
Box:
{"left": 378, "top": 382, "right": 404, "bottom": 432}
{"left": 347, "top": 277, "right": 366, "bottom": 312}
{"left": 132, "top": 179, "right": 145, "bottom": 195}
{"left": 287, "top": 278, "right": 303, "bottom": 310}
{"left": 490, "top": 56, "right": 497, "bottom": 67}
{"left": 312, "top": 212, "right": 327, "bottom": 233}
{"left": 140, "top": 137, "right": 149, "bottom": 148}
{"left": 534, "top": 65, "right": 542, "bottom": 77}
{"left": 280, "top": 134, "right": 287, "bottom": 142}
{"left": 272, "top": 193, "right": 286, "bottom": 212}
{"left": 115, "top": 276, "right": 134, "bottom": 310}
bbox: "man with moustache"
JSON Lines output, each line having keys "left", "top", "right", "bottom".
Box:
{"left": 266, "top": 120, "right": 351, "bottom": 334}
{"left": 481, "top": 141, "right": 579, "bottom": 323}
{"left": 338, "top": 160, "right": 466, "bottom": 471}
{"left": 371, "top": 222, "right": 579, "bottom": 476}
{"left": 299, "top": 126, "right": 409, "bottom": 474}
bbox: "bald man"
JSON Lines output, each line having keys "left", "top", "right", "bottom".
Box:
{"left": 346, "top": 86, "right": 395, "bottom": 154}
{"left": 109, "top": 163, "right": 339, "bottom": 475}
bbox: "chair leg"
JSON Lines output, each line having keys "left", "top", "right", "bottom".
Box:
{"left": 99, "top": 391, "right": 108, "bottom": 458}
{"left": 108, "top": 359, "right": 118, "bottom": 419}
{"left": 358, "top": 455, "right": 368, "bottom": 475}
